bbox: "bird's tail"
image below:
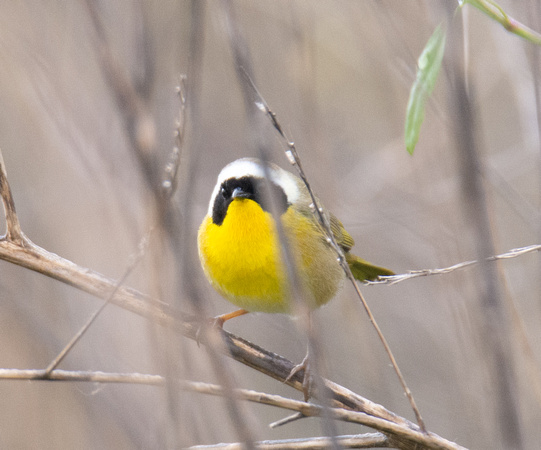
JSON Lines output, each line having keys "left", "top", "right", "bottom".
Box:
{"left": 346, "top": 253, "right": 394, "bottom": 282}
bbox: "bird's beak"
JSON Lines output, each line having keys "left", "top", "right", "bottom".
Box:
{"left": 232, "top": 187, "right": 251, "bottom": 199}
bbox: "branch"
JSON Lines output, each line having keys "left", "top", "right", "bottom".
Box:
{"left": 0, "top": 151, "right": 25, "bottom": 244}
{"left": 367, "top": 244, "right": 541, "bottom": 285}
{"left": 43, "top": 229, "right": 154, "bottom": 375}
{"left": 186, "top": 433, "right": 390, "bottom": 449}
{"left": 0, "top": 370, "right": 463, "bottom": 449}
{"left": 0, "top": 235, "right": 467, "bottom": 448}
{"left": 85, "top": 0, "right": 159, "bottom": 192}
{"left": 161, "top": 75, "right": 186, "bottom": 199}
{"left": 0, "top": 368, "right": 164, "bottom": 385}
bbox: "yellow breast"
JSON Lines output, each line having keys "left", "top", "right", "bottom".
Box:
{"left": 198, "top": 198, "right": 343, "bottom": 313}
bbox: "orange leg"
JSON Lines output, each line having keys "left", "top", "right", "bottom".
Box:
{"left": 196, "top": 309, "right": 250, "bottom": 346}
{"left": 214, "top": 309, "right": 250, "bottom": 327}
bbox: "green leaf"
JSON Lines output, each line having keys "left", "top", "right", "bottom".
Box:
{"left": 405, "top": 24, "right": 447, "bottom": 154}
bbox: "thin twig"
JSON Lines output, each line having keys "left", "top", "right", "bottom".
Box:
{"left": 172, "top": 381, "right": 463, "bottom": 449}
{"left": 44, "top": 229, "right": 153, "bottom": 375}
{"left": 182, "top": 4, "right": 259, "bottom": 449}
{"left": 0, "top": 370, "right": 464, "bottom": 449}
{"left": 447, "top": 13, "right": 522, "bottom": 446}
{"left": 243, "top": 76, "right": 426, "bottom": 432}
{"left": 269, "top": 412, "right": 304, "bottom": 429}
{"left": 186, "top": 433, "right": 390, "bottom": 449}
{"left": 0, "top": 149, "right": 25, "bottom": 244}
{"left": 0, "top": 368, "right": 165, "bottom": 385}
{"left": 85, "top": 0, "right": 158, "bottom": 190}
{"left": 44, "top": 73, "right": 188, "bottom": 375}
{"left": 367, "top": 244, "right": 541, "bottom": 285}
{"left": 161, "top": 75, "right": 187, "bottom": 199}
{"left": 220, "top": 4, "right": 338, "bottom": 448}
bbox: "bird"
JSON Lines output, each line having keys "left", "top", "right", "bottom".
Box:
{"left": 197, "top": 157, "right": 393, "bottom": 396}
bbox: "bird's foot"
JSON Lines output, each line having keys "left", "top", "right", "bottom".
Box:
{"left": 195, "top": 309, "right": 249, "bottom": 346}
{"left": 285, "top": 353, "right": 312, "bottom": 402}
{"left": 195, "top": 316, "right": 225, "bottom": 346}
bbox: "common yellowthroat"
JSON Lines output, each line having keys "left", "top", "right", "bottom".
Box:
{"left": 198, "top": 158, "right": 393, "bottom": 322}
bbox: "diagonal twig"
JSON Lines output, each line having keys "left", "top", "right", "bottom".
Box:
{"left": 0, "top": 149, "right": 26, "bottom": 244}
{"left": 43, "top": 73, "right": 187, "bottom": 375}
{"left": 43, "top": 228, "right": 153, "bottom": 375}
{"left": 219, "top": 5, "right": 340, "bottom": 449}
{"left": 240, "top": 74, "right": 426, "bottom": 432}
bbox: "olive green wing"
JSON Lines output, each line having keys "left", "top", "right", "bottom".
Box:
{"left": 329, "top": 213, "right": 355, "bottom": 252}
{"left": 330, "top": 213, "right": 394, "bottom": 282}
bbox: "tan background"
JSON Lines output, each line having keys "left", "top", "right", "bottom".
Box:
{"left": 0, "top": 1, "right": 538, "bottom": 449}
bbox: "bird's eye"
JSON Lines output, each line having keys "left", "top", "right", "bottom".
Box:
{"left": 220, "top": 186, "right": 227, "bottom": 197}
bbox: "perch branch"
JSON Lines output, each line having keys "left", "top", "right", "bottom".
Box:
{"left": 0, "top": 236, "right": 464, "bottom": 449}
{"left": 0, "top": 370, "right": 463, "bottom": 449}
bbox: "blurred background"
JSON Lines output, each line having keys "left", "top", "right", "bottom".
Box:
{"left": 0, "top": 1, "right": 539, "bottom": 449}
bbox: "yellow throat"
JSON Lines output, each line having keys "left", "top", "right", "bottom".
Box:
{"left": 198, "top": 198, "right": 293, "bottom": 313}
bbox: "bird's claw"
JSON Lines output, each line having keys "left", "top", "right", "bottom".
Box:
{"left": 195, "top": 316, "right": 225, "bottom": 346}
{"left": 285, "top": 354, "right": 312, "bottom": 401}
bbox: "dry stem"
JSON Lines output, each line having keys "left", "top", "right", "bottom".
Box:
{"left": 0, "top": 369, "right": 463, "bottom": 449}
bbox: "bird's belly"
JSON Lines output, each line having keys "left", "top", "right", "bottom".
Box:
{"left": 198, "top": 204, "right": 289, "bottom": 313}
{"left": 198, "top": 202, "right": 344, "bottom": 313}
